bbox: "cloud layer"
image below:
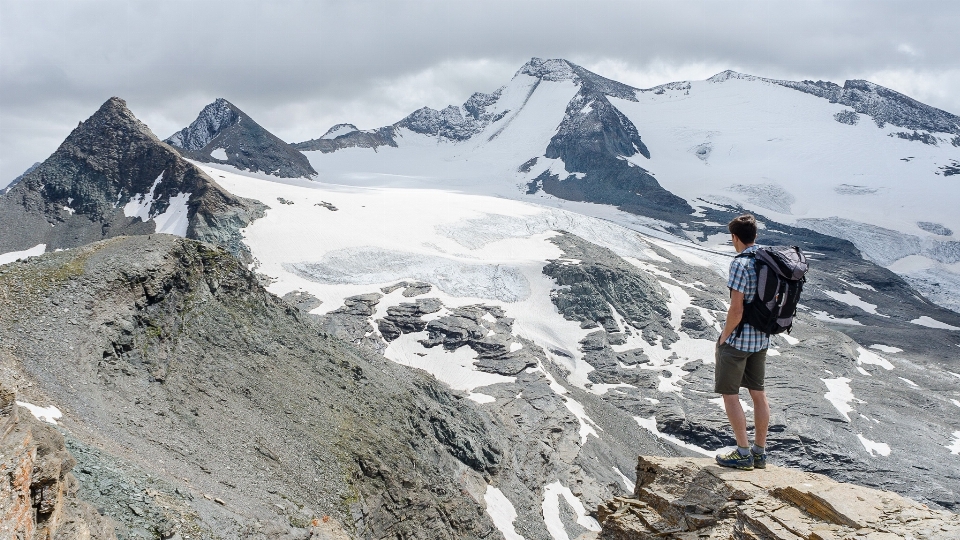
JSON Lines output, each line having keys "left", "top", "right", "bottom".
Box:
{"left": 2, "top": 0, "right": 958, "bottom": 185}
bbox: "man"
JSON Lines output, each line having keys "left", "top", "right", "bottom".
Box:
{"left": 715, "top": 213, "right": 770, "bottom": 470}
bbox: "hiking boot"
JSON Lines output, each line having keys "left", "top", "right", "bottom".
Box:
{"left": 752, "top": 450, "right": 767, "bottom": 469}
{"left": 715, "top": 449, "right": 754, "bottom": 470}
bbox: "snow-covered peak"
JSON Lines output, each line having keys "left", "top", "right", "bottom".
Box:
{"left": 321, "top": 124, "right": 359, "bottom": 140}
{"left": 166, "top": 98, "right": 240, "bottom": 151}
{"left": 706, "top": 70, "right": 762, "bottom": 83}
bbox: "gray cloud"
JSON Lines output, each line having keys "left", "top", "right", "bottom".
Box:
{"left": 2, "top": 0, "right": 959, "bottom": 186}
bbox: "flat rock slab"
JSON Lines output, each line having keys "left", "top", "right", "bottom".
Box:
{"left": 596, "top": 456, "right": 960, "bottom": 539}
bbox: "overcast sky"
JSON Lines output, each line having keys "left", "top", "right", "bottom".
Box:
{"left": 2, "top": 0, "right": 958, "bottom": 186}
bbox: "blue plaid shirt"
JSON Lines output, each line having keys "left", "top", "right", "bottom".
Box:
{"left": 725, "top": 245, "right": 770, "bottom": 353}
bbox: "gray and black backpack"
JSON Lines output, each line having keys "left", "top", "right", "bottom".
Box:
{"left": 735, "top": 246, "right": 809, "bottom": 336}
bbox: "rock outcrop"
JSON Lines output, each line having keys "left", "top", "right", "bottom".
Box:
{"left": 1, "top": 384, "right": 116, "bottom": 540}
{"left": 594, "top": 456, "right": 960, "bottom": 539}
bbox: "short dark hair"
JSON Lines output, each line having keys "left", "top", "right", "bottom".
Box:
{"left": 727, "top": 214, "right": 758, "bottom": 244}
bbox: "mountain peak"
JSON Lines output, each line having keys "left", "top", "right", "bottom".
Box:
{"left": 517, "top": 57, "right": 577, "bottom": 82}
{"left": 166, "top": 98, "right": 241, "bottom": 151}
{"left": 706, "top": 70, "right": 760, "bottom": 83}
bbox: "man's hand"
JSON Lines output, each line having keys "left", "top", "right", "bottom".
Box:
{"left": 718, "top": 289, "right": 745, "bottom": 345}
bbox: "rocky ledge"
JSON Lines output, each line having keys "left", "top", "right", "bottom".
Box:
{"left": 593, "top": 456, "right": 960, "bottom": 540}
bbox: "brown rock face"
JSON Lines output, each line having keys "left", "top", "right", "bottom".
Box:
{"left": 594, "top": 456, "right": 960, "bottom": 540}
{"left": 0, "top": 385, "right": 116, "bottom": 540}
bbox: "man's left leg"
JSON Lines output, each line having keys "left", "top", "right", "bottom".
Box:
{"left": 744, "top": 349, "right": 769, "bottom": 468}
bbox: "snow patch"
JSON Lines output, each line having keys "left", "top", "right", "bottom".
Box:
{"left": 123, "top": 173, "right": 164, "bottom": 220}
{"left": 612, "top": 467, "right": 635, "bottom": 492}
{"left": 780, "top": 334, "right": 799, "bottom": 345}
{"left": 856, "top": 347, "right": 894, "bottom": 370}
{"left": 812, "top": 310, "right": 863, "bottom": 326}
{"left": 869, "top": 344, "right": 902, "bottom": 353}
{"left": 822, "top": 290, "right": 885, "bottom": 316}
{"left": 484, "top": 485, "right": 525, "bottom": 540}
{"left": 16, "top": 401, "right": 63, "bottom": 425}
{"left": 541, "top": 481, "right": 601, "bottom": 540}
{"left": 210, "top": 148, "right": 228, "bottom": 160}
{"left": 634, "top": 415, "right": 714, "bottom": 456}
{"left": 152, "top": 192, "right": 191, "bottom": 236}
{"left": 468, "top": 393, "right": 496, "bottom": 404}
{"left": 821, "top": 377, "right": 855, "bottom": 422}
{"left": 385, "top": 332, "right": 515, "bottom": 393}
{"left": 897, "top": 376, "right": 919, "bottom": 388}
{"left": 857, "top": 434, "right": 891, "bottom": 456}
{"left": 947, "top": 432, "right": 960, "bottom": 455}
{"left": 0, "top": 244, "right": 46, "bottom": 266}
{"left": 910, "top": 316, "right": 960, "bottom": 330}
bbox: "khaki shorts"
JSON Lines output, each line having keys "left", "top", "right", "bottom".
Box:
{"left": 714, "top": 343, "right": 767, "bottom": 394}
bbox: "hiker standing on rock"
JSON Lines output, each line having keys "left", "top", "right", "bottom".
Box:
{"left": 714, "top": 213, "right": 808, "bottom": 471}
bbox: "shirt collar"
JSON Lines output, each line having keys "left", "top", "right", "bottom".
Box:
{"left": 741, "top": 245, "right": 759, "bottom": 255}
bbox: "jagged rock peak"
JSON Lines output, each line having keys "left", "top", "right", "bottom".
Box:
{"left": 164, "top": 98, "right": 316, "bottom": 179}
{"left": 165, "top": 97, "right": 240, "bottom": 151}
{"left": 76, "top": 96, "right": 158, "bottom": 141}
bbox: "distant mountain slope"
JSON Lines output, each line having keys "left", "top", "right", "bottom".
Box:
{"left": 166, "top": 98, "right": 316, "bottom": 178}
{"left": 0, "top": 97, "right": 265, "bottom": 262}
{"left": 703, "top": 70, "right": 960, "bottom": 136}
{"left": 304, "top": 57, "right": 960, "bottom": 313}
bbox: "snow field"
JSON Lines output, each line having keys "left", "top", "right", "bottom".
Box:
{"left": 209, "top": 148, "right": 228, "bottom": 160}
{"left": 0, "top": 243, "right": 46, "bottom": 266}
{"left": 541, "top": 481, "right": 601, "bottom": 540}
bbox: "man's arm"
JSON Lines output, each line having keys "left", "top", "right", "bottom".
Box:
{"left": 718, "top": 289, "right": 745, "bottom": 345}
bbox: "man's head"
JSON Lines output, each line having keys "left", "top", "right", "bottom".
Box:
{"left": 728, "top": 214, "right": 758, "bottom": 251}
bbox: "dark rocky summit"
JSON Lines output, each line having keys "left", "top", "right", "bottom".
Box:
{"left": 166, "top": 98, "right": 317, "bottom": 178}
{"left": 0, "top": 97, "right": 265, "bottom": 263}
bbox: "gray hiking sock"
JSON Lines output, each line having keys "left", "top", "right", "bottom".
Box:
{"left": 752, "top": 444, "right": 765, "bottom": 455}
{"left": 737, "top": 446, "right": 751, "bottom": 457}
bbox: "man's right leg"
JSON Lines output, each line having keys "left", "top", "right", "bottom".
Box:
{"left": 748, "top": 388, "right": 769, "bottom": 448}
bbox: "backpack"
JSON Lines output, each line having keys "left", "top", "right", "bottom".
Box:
{"left": 735, "top": 246, "right": 809, "bottom": 336}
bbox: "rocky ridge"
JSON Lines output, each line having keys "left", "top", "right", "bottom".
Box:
{"left": 0, "top": 97, "right": 265, "bottom": 263}
{"left": 166, "top": 98, "right": 317, "bottom": 178}
{"left": 594, "top": 456, "right": 960, "bottom": 539}
{"left": 0, "top": 236, "right": 527, "bottom": 538}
